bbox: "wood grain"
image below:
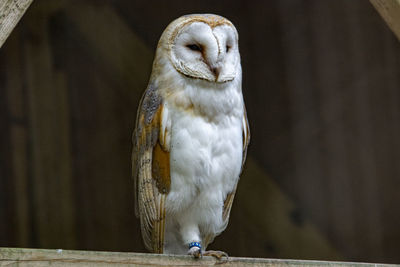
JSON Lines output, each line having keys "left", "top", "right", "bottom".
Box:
{"left": 4, "top": 30, "right": 30, "bottom": 246}
{"left": 23, "top": 7, "right": 76, "bottom": 248}
{"left": 0, "top": 247, "right": 396, "bottom": 267}
{"left": 0, "top": 0, "right": 33, "bottom": 48}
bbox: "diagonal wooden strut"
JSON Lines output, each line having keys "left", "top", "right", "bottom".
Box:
{"left": 0, "top": 0, "right": 34, "bottom": 48}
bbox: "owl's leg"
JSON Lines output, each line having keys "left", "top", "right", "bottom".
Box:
{"left": 180, "top": 224, "right": 202, "bottom": 258}
{"left": 187, "top": 241, "right": 202, "bottom": 258}
{"left": 181, "top": 226, "right": 228, "bottom": 260}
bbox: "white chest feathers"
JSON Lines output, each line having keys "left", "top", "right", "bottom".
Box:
{"left": 169, "top": 105, "right": 243, "bottom": 201}
{"left": 161, "top": 84, "right": 244, "bottom": 241}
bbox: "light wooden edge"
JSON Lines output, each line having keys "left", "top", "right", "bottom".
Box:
{"left": 0, "top": 0, "right": 34, "bottom": 48}
{"left": 0, "top": 247, "right": 397, "bottom": 267}
{"left": 370, "top": 0, "right": 400, "bottom": 42}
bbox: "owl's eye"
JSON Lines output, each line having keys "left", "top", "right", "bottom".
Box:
{"left": 226, "top": 45, "right": 231, "bottom": 53}
{"left": 186, "top": 44, "right": 202, "bottom": 52}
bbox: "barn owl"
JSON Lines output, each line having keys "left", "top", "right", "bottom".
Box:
{"left": 132, "top": 14, "right": 250, "bottom": 259}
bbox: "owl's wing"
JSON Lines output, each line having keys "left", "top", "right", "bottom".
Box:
{"left": 221, "top": 106, "right": 250, "bottom": 227}
{"left": 132, "top": 83, "right": 170, "bottom": 253}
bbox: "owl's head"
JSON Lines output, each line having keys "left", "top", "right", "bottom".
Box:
{"left": 157, "top": 14, "right": 240, "bottom": 83}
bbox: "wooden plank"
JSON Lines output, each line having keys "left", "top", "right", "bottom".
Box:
{"left": 59, "top": 3, "right": 153, "bottom": 250}
{"left": 370, "top": 0, "right": 400, "bottom": 41}
{"left": 4, "top": 30, "right": 31, "bottom": 246}
{"left": 0, "top": 0, "right": 33, "bottom": 48}
{"left": 0, "top": 248, "right": 397, "bottom": 267}
{"left": 229, "top": 158, "right": 341, "bottom": 260}
{"left": 65, "top": 3, "right": 152, "bottom": 98}
{"left": 23, "top": 6, "right": 76, "bottom": 248}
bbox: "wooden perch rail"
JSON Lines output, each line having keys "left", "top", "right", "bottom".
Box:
{"left": 0, "top": 248, "right": 397, "bottom": 267}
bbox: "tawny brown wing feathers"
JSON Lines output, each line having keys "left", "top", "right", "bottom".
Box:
{"left": 152, "top": 142, "right": 171, "bottom": 194}
{"left": 132, "top": 83, "right": 170, "bottom": 253}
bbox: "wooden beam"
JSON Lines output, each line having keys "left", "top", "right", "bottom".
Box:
{"left": 0, "top": 248, "right": 396, "bottom": 267}
{"left": 64, "top": 3, "right": 152, "bottom": 98}
{"left": 3, "top": 24, "right": 30, "bottom": 246}
{"left": 21, "top": 3, "right": 76, "bottom": 248}
{"left": 231, "top": 158, "right": 341, "bottom": 259}
{"left": 0, "top": 0, "right": 33, "bottom": 48}
{"left": 370, "top": 0, "right": 400, "bottom": 42}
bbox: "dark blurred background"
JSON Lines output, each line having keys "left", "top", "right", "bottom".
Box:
{"left": 1, "top": 0, "right": 400, "bottom": 264}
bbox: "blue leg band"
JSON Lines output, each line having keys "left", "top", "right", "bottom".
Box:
{"left": 189, "top": 242, "right": 201, "bottom": 250}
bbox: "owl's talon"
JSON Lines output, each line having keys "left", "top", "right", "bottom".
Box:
{"left": 187, "top": 246, "right": 202, "bottom": 259}
{"left": 203, "top": 250, "right": 229, "bottom": 261}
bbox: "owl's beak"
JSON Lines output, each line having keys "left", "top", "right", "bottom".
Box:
{"left": 211, "top": 66, "right": 221, "bottom": 80}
